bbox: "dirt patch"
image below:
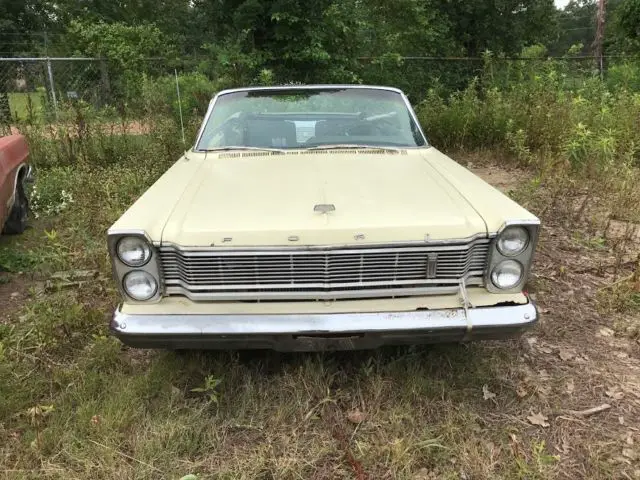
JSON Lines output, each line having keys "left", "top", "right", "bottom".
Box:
{"left": 515, "top": 178, "right": 640, "bottom": 477}
{"left": 9, "top": 120, "right": 151, "bottom": 138}
{"left": 606, "top": 219, "right": 640, "bottom": 261}
{"left": 0, "top": 272, "right": 30, "bottom": 324}
{"left": 471, "top": 165, "right": 527, "bottom": 194}
{"left": 457, "top": 151, "right": 531, "bottom": 194}
{"left": 464, "top": 158, "right": 640, "bottom": 477}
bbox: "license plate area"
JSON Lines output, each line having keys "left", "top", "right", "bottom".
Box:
{"left": 289, "top": 332, "right": 369, "bottom": 351}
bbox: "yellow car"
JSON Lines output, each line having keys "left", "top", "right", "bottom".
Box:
{"left": 108, "top": 85, "right": 539, "bottom": 351}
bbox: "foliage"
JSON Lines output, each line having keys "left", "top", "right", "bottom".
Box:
{"left": 612, "top": 0, "right": 640, "bottom": 52}
{"left": 65, "top": 21, "right": 174, "bottom": 69}
{"left": 140, "top": 72, "right": 219, "bottom": 128}
{"left": 417, "top": 59, "right": 640, "bottom": 174}
{"left": 2, "top": 0, "right": 592, "bottom": 89}
{"left": 550, "top": 0, "right": 597, "bottom": 56}
{"left": 50, "top": 0, "right": 195, "bottom": 39}
{"left": 191, "top": 375, "right": 223, "bottom": 405}
{"left": 0, "top": 0, "right": 52, "bottom": 56}
{"left": 438, "top": 0, "right": 558, "bottom": 56}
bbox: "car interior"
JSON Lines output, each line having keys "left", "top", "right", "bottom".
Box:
{"left": 200, "top": 111, "right": 423, "bottom": 149}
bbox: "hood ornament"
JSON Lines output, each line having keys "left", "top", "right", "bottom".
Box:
{"left": 314, "top": 204, "right": 335, "bottom": 214}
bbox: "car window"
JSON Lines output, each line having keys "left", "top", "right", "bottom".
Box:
{"left": 196, "top": 88, "right": 428, "bottom": 151}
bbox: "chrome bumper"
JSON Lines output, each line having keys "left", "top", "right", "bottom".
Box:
{"left": 111, "top": 301, "right": 538, "bottom": 351}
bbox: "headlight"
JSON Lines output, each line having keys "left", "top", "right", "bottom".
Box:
{"left": 497, "top": 226, "right": 529, "bottom": 256}
{"left": 491, "top": 260, "right": 523, "bottom": 290}
{"left": 117, "top": 236, "right": 152, "bottom": 267}
{"left": 123, "top": 270, "right": 158, "bottom": 301}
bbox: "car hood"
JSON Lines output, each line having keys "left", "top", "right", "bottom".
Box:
{"left": 159, "top": 149, "right": 488, "bottom": 247}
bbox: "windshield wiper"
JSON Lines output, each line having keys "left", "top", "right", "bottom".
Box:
{"left": 305, "top": 144, "right": 400, "bottom": 151}
{"left": 201, "top": 146, "right": 286, "bottom": 153}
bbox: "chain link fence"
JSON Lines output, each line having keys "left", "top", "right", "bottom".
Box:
{"left": 1, "top": 55, "right": 636, "bottom": 131}
{"left": 0, "top": 57, "right": 179, "bottom": 129}
{"left": 0, "top": 58, "right": 111, "bottom": 125}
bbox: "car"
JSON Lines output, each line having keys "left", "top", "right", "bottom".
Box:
{"left": 108, "top": 85, "right": 539, "bottom": 351}
{"left": 0, "top": 134, "right": 31, "bottom": 235}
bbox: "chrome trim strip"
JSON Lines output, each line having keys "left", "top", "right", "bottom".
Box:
{"left": 107, "top": 228, "right": 153, "bottom": 242}
{"left": 111, "top": 301, "right": 537, "bottom": 344}
{"left": 163, "top": 280, "right": 483, "bottom": 301}
{"left": 400, "top": 90, "right": 429, "bottom": 145}
{"left": 498, "top": 218, "right": 541, "bottom": 233}
{"left": 161, "top": 242, "right": 490, "bottom": 256}
{"left": 23, "top": 165, "right": 34, "bottom": 183}
{"left": 158, "top": 233, "right": 491, "bottom": 251}
{"left": 216, "top": 85, "right": 405, "bottom": 95}
{"left": 193, "top": 98, "right": 215, "bottom": 151}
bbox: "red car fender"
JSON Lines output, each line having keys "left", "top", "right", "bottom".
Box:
{"left": 0, "top": 135, "right": 30, "bottom": 229}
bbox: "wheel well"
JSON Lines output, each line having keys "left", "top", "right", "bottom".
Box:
{"left": 17, "top": 164, "right": 28, "bottom": 183}
{"left": 9, "top": 164, "right": 29, "bottom": 208}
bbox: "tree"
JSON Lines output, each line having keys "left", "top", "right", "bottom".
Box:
{"left": 193, "top": 0, "right": 365, "bottom": 84}
{"left": 550, "top": 0, "right": 597, "bottom": 56}
{"left": 0, "top": 0, "right": 53, "bottom": 124}
{"left": 610, "top": 0, "right": 640, "bottom": 52}
{"left": 437, "top": 0, "right": 558, "bottom": 56}
{"left": 51, "top": 0, "right": 196, "bottom": 40}
{"left": 64, "top": 21, "right": 174, "bottom": 68}
{"left": 0, "top": 0, "right": 52, "bottom": 56}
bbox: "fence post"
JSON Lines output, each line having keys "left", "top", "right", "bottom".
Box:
{"left": 46, "top": 57, "right": 58, "bottom": 119}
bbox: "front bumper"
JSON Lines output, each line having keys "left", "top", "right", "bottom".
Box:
{"left": 110, "top": 301, "right": 538, "bottom": 351}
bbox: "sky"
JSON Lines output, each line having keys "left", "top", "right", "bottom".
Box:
{"left": 555, "top": 0, "right": 571, "bottom": 9}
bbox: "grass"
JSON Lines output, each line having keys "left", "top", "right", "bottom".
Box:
{"left": 8, "top": 91, "right": 47, "bottom": 123}
{"left": 1, "top": 150, "right": 639, "bottom": 479}
{"left": 0, "top": 285, "right": 565, "bottom": 479}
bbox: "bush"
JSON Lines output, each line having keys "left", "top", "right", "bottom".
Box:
{"left": 140, "top": 72, "right": 220, "bottom": 131}
{"left": 416, "top": 60, "right": 640, "bottom": 174}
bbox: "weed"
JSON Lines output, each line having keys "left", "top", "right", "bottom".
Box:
{"left": 191, "top": 374, "right": 223, "bottom": 405}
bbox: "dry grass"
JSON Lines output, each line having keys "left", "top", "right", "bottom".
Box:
{"left": 1, "top": 152, "right": 639, "bottom": 479}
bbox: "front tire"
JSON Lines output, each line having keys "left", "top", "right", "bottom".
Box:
{"left": 3, "top": 181, "right": 28, "bottom": 234}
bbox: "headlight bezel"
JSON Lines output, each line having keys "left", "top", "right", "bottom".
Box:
{"left": 108, "top": 229, "right": 162, "bottom": 303}
{"left": 486, "top": 220, "right": 539, "bottom": 293}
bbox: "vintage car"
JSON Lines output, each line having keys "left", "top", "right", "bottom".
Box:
{"left": 108, "top": 85, "right": 539, "bottom": 351}
{"left": 0, "top": 134, "right": 31, "bottom": 235}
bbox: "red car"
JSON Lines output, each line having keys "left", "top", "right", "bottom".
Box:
{"left": 0, "top": 135, "right": 32, "bottom": 234}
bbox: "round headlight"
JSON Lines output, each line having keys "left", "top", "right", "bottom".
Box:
{"left": 123, "top": 270, "right": 158, "bottom": 301}
{"left": 117, "top": 237, "right": 151, "bottom": 267}
{"left": 491, "top": 260, "right": 524, "bottom": 290}
{"left": 497, "top": 226, "right": 529, "bottom": 256}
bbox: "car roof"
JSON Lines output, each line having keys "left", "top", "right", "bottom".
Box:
{"left": 214, "top": 85, "right": 405, "bottom": 98}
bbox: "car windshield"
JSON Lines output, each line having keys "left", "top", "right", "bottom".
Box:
{"left": 195, "top": 87, "right": 427, "bottom": 151}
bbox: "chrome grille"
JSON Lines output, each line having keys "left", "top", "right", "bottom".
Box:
{"left": 159, "top": 239, "right": 490, "bottom": 301}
